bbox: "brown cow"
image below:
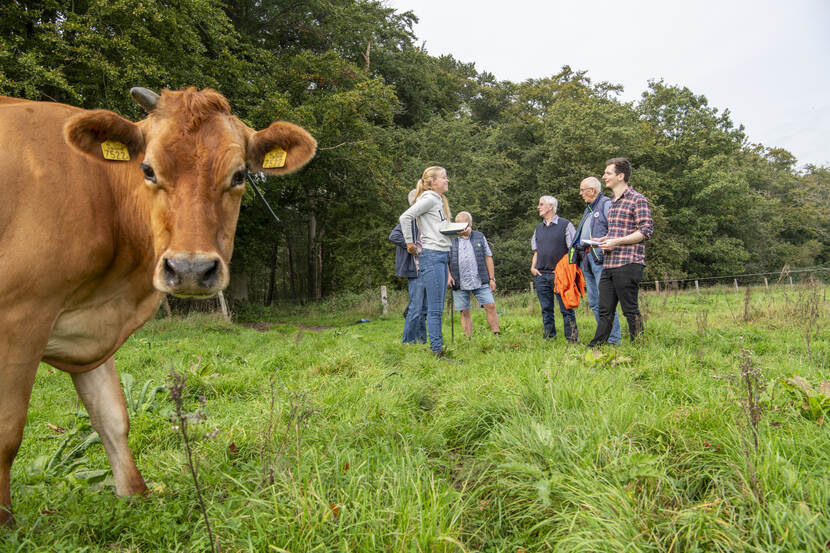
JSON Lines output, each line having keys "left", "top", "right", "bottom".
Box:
{"left": 0, "top": 87, "right": 316, "bottom": 524}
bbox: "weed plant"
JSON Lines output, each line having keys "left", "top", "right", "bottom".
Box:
{"left": 3, "top": 284, "right": 829, "bottom": 552}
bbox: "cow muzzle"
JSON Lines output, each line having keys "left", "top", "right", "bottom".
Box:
{"left": 154, "top": 252, "right": 228, "bottom": 298}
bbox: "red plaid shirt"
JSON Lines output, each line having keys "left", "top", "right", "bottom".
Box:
{"left": 604, "top": 186, "right": 653, "bottom": 268}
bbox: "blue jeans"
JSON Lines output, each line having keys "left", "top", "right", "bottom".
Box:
{"left": 402, "top": 276, "right": 427, "bottom": 344}
{"left": 582, "top": 252, "right": 621, "bottom": 344}
{"left": 535, "top": 273, "right": 577, "bottom": 341}
{"left": 419, "top": 249, "right": 449, "bottom": 352}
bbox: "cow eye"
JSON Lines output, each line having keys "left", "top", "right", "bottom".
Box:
{"left": 231, "top": 169, "right": 247, "bottom": 188}
{"left": 140, "top": 163, "right": 156, "bottom": 183}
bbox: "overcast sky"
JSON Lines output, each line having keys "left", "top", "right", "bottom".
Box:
{"left": 385, "top": 0, "right": 829, "bottom": 169}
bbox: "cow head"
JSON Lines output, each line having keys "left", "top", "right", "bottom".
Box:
{"left": 63, "top": 87, "right": 316, "bottom": 298}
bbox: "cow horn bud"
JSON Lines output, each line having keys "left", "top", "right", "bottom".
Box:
{"left": 130, "top": 87, "right": 160, "bottom": 113}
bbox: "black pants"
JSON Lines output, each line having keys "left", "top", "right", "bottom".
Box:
{"left": 589, "top": 263, "right": 644, "bottom": 345}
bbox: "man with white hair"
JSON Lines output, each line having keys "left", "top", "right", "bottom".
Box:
{"left": 530, "top": 196, "right": 577, "bottom": 342}
{"left": 573, "top": 176, "right": 621, "bottom": 344}
{"left": 447, "top": 211, "right": 499, "bottom": 337}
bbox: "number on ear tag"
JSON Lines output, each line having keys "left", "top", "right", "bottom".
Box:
{"left": 263, "top": 147, "right": 287, "bottom": 169}
{"left": 101, "top": 140, "right": 130, "bottom": 161}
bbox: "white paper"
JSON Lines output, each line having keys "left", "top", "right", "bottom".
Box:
{"left": 439, "top": 222, "right": 470, "bottom": 236}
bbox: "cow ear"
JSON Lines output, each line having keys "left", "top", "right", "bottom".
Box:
{"left": 63, "top": 110, "right": 144, "bottom": 162}
{"left": 248, "top": 121, "right": 316, "bottom": 175}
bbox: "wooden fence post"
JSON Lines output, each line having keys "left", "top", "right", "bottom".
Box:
{"left": 694, "top": 280, "right": 700, "bottom": 295}
{"left": 764, "top": 277, "right": 769, "bottom": 292}
{"left": 217, "top": 291, "right": 230, "bottom": 320}
{"left": 162, "top": 295, "right": 172, "bottom": 317}
{"left": 734, "top": 279, "right": 739, "bottom": 292}
{"left": 381, "top": 285, "right": 388, "bottom": 315}
{"left": 655, "top": 280, "right": 660, "bottom": 293}
{"left": 788, "top": 275, "right": 794, "bottom": 288}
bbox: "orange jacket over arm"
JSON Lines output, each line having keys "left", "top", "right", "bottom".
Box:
{"left": 553, "top": 254, "right": 585, "bottom": 309}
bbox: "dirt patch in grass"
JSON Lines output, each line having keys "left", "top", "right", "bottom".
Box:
{"left": 238, "top": 321, "right": 333, "bottom": 332}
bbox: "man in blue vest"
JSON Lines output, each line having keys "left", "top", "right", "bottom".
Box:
{"left": 573, "top": 177, "right": 621, "bottom": 344}
{"left": 448, "top": 211, "right": 500, "bottom": 337}
{"left": 531, "top": 196, "right": 577, "bottom": 342}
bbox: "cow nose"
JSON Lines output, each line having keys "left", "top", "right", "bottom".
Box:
{"left": 161, "top": 253, "right": 222, "bottom": 293}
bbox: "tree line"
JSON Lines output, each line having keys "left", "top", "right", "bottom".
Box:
{"left": 3, "top": 0, "right": 828, "bottom": 302}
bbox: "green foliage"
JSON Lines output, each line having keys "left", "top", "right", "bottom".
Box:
{"left": 2, "top": 0, "right": 827, "bottom": 300}
{"left": 615, "top": 452, "right": 664, "bottom": 484}
{"left": 780, "top": 375, "right": 830, "bottom": 421}
{"left": 0, "top": 0, "right": 257, "bottom": 115}
{"left": 25, "top": 420, "right": 107, "bottom": 486}
{"left": 582, "top": 348, "right": 632, "bottom": 368}
{"left": 120, "top": 373, "right": 166, "bottom": 415}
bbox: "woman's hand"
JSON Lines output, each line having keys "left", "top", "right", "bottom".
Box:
{"left": 406, "top": 243, "right": 418, "bottom": 255}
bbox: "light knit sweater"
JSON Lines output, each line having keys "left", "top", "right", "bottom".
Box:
{"left": 399, "top": 190, "right": 451, "bottom": 252}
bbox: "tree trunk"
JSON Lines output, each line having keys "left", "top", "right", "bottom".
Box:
{"left": 281, "top": 245, "right": 287, "bottom": 299}
{"left": 265, "top": 236, "right": 279, "bottom": 306}
{"left": 228, "top": 271, "right": 249, "bottom": 304}
{"left": 287, "top": 240, "right": 296, "bottom": 301}
{"left": 308, "top": 213, "right": 319, "bottom": 302}
{"left": 362, "top": 41, "right": 371, "bottom": 72}
{"left": 316, "top": 229, "right": 324, "bottom": 300}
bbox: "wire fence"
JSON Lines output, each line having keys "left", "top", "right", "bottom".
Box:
{"left": 495, "top": 266, "right": 829, "bottom": 295}
{"left": 642, "top": 266, "right": 830, "bottom": 293}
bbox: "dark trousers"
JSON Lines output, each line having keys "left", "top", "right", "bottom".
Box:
{"left": 590, "top": 263, "right": 644, "bottom": 345}
{"left": 535, "top": 273, "right": 577, "bottom": 342}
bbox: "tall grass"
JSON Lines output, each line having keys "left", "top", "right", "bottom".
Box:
{"left": 3, "top": 284, "right": 829, "bottom": 552}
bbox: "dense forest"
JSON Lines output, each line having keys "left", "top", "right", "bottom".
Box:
{"left": 2, "top": 0, "right": 828, "bottom": 301}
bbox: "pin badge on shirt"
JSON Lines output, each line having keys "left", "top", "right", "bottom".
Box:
{"left": 594, "top": 212, "right": 599, "bottom": 218}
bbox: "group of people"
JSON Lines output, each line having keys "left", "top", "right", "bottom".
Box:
{"left": 389, "top": 166, "right": 499, "bottom": 358}
{"left": 389, "top": 158, "right": 653, "bottom": 358}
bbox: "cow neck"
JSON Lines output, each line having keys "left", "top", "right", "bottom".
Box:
{"left": 44, "top": 157, "right": 164, "bottom": 373}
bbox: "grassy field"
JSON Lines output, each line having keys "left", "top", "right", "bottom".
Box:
{"left": 3, "top": 283, "right": 829, "bottom": 552}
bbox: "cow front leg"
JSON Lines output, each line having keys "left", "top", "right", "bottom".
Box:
{"left": 0, "top": 362, "right": 38, "bottom": 526}
{"left": 70, "top": 357, "right": 147, "bottom": 497}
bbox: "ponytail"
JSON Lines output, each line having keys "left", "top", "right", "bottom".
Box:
{"left": 415, "top": 166, "right": 451, "bottom": 220}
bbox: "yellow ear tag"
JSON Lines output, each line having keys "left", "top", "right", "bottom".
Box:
{"left": 101, "top": 140, "right": 130, "bottom": 161}
{"left": 263, "top": 146, "right": 287, "bottom": 169}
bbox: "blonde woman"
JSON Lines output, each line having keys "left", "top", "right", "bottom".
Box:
{"left": 399, "top": 166, "right": 457, "bottom": 357}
